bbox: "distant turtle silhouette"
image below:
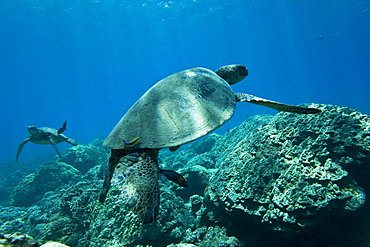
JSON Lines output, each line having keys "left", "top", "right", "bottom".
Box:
{"left": 16, "top": 121, "right": 77, "bottom": 161}
{"left": 99, "top": 64, "right": 321, "bottom": 224}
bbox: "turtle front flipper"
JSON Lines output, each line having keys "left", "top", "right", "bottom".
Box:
{"left": 235, "top": 93, "right": 322, "bottom": 114}
{"left": 99, "top": 149, "right": 126, "bottom": 202}
{"left": 49, "top": 136, "right": 63, "bottom": 159}
{"left": 110, "top": 149, "right": 160, "bottom": 224}
{"left": 15, "top": 138, "right": 30, "bottom": 162}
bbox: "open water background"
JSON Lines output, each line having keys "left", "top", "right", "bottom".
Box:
{"left": 1, "top": 0, "right": 369, "bottom": 164}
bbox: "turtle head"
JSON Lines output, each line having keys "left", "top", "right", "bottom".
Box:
{"left": 27, "top": 126, "right": 39, "bottom": 135}
{"left": 215, "top": 64, "right": 248, "bottom": 85}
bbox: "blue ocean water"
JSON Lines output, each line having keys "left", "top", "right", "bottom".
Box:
{"left": 0, "top": 0, "right": 369, "bottom": 163}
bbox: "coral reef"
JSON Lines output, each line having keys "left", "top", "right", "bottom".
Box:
{"left": 57, "top": 142, "right": 109, "bottom": 174}
{"left": 0, "top": 160, "right": 39, "bottom": 206}
{"left": 0, "top": 232, "right": 70, "bottom": 246}
{"left": 181, "top": 226, "right": 241, "bottom": 247}
{"left": 2, "top": 105, "right": 370, "bottom": 246}
{"left": 205, "top": 104, "right": 370, "bottom": 232}
{"left": 9, "top": 162, "right": 82, "bottom": 207}
{"left": 1, "top": 181, "right": 101, "bottom": 246}
{"left": 0, "top": 232, "right": 39, "bottom": 247}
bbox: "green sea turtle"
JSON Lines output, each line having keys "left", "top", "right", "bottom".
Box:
{"left": 99, "top": 64, "right": 321, "bottom": 224}
{"left": 16, "top": 121, "right": 77, "bottom": 161}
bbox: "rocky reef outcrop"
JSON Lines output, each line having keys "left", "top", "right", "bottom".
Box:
{"left": 9, "top": 161, "right": 82, "bottom": 207}
{"left": 205, "top": 104, "right": 370, "bottom": 232}
{"left": 57, "top": 140, "right": 109, "bottom": 174}
{"left": 0, "top": 160, "right": 39, "bottom": 206}
{"left": 0, "top": 232, "right": 69, "bottom": 246}
{"left": 2, "top": 104, "right": 370, "bottom": 246}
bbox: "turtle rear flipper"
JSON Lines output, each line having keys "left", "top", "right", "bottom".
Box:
{"left": 235, "top": 93, "right": 322, "bottom": 114}
{"left": 66, "top": 138, "right": 77, "bottom": 146}
{"left": 57, "top": 121, "right": 67, "bottom": 134}
{"left": 110, "top": 149, "right": 160, "bottom": 224}
{"left": 15, "top": 138, "right": 30, "bottom": 162}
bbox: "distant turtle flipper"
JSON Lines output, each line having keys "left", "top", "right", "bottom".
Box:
{"left": 48, "top": 136, "right": 63, "bottom": 159}
{"left": 15, "top": 138, "right": 30, "bottom": 162}
{"left": 235, "top": 93, "right": 322, "bottom": 114}
{"left": 57, "top": 121, "right": 67, "bottom": 134}
{"left": 66, "top": 137, "right": 78, "bottom": 146}
{"left": 110, "top": 149, "right": 160, "bottom": 224}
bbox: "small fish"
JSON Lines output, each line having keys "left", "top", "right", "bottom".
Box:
{"left": 318, "top": 35, "right": 325, "bottom": 40}
{"left": 57, "top": 121, "right": 67, "bottom": 134}
{"left": 123, "top": 136, "right": 141, "bottom": 146}
{"left": 159, "top": 169, "right": 188, "bottom": 187}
